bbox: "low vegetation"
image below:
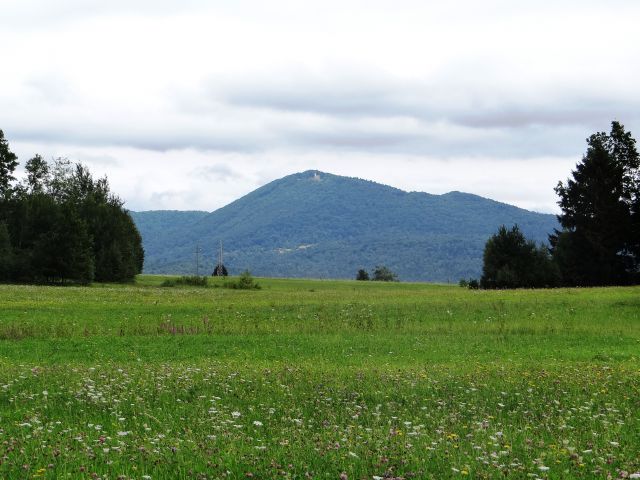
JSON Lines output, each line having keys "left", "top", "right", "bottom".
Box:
{"left": 161, "top": 275, "right": 209, "bottom": 287}
{"left": 0, "top": 276, "right": 638, "bottom": 478}
{"left": 223, "top": 270, "right": 261, "bottom": 289}
{"left": 160, "top": 272, "right": 261, "bottom": 290}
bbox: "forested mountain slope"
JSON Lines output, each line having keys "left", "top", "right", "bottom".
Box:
{"left": 131, "top": 171, "right": 558, "bottom": 281}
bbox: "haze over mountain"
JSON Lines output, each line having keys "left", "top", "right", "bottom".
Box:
{"left": 131, "top": 171, "right": 558, "bottom": 282}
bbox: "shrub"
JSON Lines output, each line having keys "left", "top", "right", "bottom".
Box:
{"left": 356, "top": 269, "right": 369, "bottom": 281}
{"left": 161, "top": 275, "right": 208, "bottom": 287}
{"left": 372, "top": 265, "right": 398, "bottom": 282}
{"left": 223, "top": 270, "right": 261, "bottom": 290}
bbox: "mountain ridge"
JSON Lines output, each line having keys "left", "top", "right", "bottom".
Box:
{"left": 131, "top": 170, "right": 558, "bottom": 281}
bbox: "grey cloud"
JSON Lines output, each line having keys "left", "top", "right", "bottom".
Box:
{"left": 222, "top": 79, "right": 411, "bottom": 118}
{"left": 453, "top": 99, "right": 640, "bottom": 130}
{"left": 191, "top": 164, "right": 243, "bottom": 183}
{"left": 215, "top": 73, "right": 640, "bottom": 132}
{"left": 7, "top": 125, "right": 264, "bottom": 154}
{"left": 5, "top": 67, "right": 640, "bottom": 160}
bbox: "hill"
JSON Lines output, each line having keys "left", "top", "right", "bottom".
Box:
{"left": 130, "top": 170, "right": 558, "bottom": 281}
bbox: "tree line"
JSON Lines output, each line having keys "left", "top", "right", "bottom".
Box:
{"left": 479, "top": 121, "right": 639, "bottom": 288}
{"left": 0, "top": 130, "right": 143, "bottom": 284}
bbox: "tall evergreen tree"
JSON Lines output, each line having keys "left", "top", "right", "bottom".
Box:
{"left": 0, "top": 129, "right": 18, "bottom": 201}
{"left": 551, "top": 121, "right": 639, "bottom": 285}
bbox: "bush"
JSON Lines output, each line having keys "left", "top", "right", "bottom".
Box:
{"left": 458, "top": 278, "right": 468, "bottom": 288}
{"left": 372, "top": 265, "right": 398, "bottom": 282}
{"left": 467, "top": 279, "right": 479, "bottom": 290}
{"left": 223, "top": 270, "right": 261, "bottom": 290}
{"left": 356, "top": 269, "right": 369, "bottom": 281}
{"left": 161, "top": 275, "right": 208, "bottom": 287}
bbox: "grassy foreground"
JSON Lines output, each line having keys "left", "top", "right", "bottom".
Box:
{"left": 0, "top": 276, "right": 638, "bottom": 479}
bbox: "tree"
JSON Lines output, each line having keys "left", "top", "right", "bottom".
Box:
{"left": 551, "top": 121, "right": 640, "bottom": 286}
{"left": 0, "top": 129, "right": 18, "bottom": 200}
{"left": 0, "top": 222, "right": 13, "bottom": 280}
{"left": 372, "top": 265, "right": 398, "bottom": 282}
{"left": 24, "top": 154, "right": 50, "bottom": 194}
{"left": 0, "top": 131, "right": 144, "bottom": 284}
{"left": 481, "top": 225, "right": 558, "bottom": 289}
{"left": 32, "top": 204, "right": 94, "bottom": 284}
{"left": 356, "top": 269, "right": 369, "bottom": 281}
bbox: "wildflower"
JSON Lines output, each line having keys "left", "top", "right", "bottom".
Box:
{"left": 232, "top": 411, "right": 241, "bottom": 418}
{"left": 538, "top": 466, "right": 549, "bottom": 471}
{"left": 252, "top": 420, "right": 263, "bottom": 427}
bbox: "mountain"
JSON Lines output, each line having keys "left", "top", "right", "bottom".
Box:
{"left": 130, "top": 170, "right": 558, "bottom": 282}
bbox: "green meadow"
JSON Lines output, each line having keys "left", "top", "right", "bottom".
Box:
{"left": 0, "top": 276, "right": 638, "bottom": 479}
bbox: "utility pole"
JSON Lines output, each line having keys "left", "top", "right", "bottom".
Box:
{"left": 218, "top": 240, "right": 223, "bottom": 270}
{"left": 195, "top": 245, "right": 201, "bottom": 276}
{"left": 213, "top": 240, "right": 226, "bottom": 276}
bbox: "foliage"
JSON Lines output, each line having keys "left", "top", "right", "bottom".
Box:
{"left": 0, "top": 277, "right": 639, "bottom": 478}
{"left": 0, "top": 222, "right": 12, "bottom": 281}
{"left": 161, "top": 275, "right": 209, "bottom": 287}
{"left": 481, "top": 225, "right": 559, "bottom": 289}
{"left": 458, "top": 278, "right": 468, "bottom": 287}
{"left": 0, "top": 131, "right": 143, "bottom": 284}
{"left": 551, "top": 121, "right": 640, "bottom": 286}
{"left": 24, "top": 154, "right": 49, "bottom": 194}
{"left": 356, "top": 268, "right": 369, "bottom": 280}
{"left": 372, "top": 265, "right": 398, "bottom": 282}
{"left": 0, "top": 129, "right": 18, "bottom": 199}
{"left": 131, "top": 171, "right": 558, "bottom": 281}
{"left": 467, "top": 278, "right": 479, "bottom": 289}
{"left": 222, "top": 270, "right": 261, "bottom": 289}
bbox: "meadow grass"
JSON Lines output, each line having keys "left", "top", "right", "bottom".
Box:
{"left": 0, "top": 276, "right": 638, "bottom": 479}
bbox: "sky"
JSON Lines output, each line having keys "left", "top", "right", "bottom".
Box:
{"left": 2, "top": 0, "right": 639, "bottom": 213}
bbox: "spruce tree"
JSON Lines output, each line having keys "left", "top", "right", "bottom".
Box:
{"left": 0, "top": 129, "right": 18, "bottom": 200}
{"left": 552, "top": 121, "right": 639, "bottom": 285}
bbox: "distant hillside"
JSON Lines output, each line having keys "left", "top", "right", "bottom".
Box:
{"left": 131, "top": 171, "right": 558, "bottom": 281}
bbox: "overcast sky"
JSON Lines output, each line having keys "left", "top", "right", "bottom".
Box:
{"left": 2, "top": 1, "right": 639, "bottom": 213}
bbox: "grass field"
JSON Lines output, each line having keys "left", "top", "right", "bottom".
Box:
{"left": 0, "top": 275, "right": 638, "bottom": 479}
